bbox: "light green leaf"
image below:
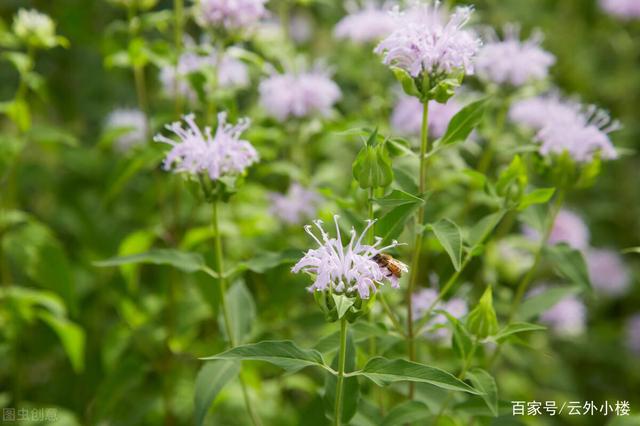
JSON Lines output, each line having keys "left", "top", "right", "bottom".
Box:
{"left": 439, "top": 98, "right": 488, "bottom": 147}
{"left": 466, "top": 210, "right": 506, "bottom": 250}
{"left": 544, "top": 244, "right": 591, "bottom": 291}
{"left": 332, "top": 294, "right": 355, "bottom": 320}
{"left": 194, "top": 360, "right": 240, "bottom": 426}
{"left": 427, "top": 218, "right": 462, "bottom": 271}
{"left": 117, "top": 229, "right": 156, "bottom": 293}
{"left": 465, "top": 368, "right": 498, "bottom": 416}
{"left": 376, "top": 196, "right": 425, "bottom": 245}
{"left": 374, "top": 189, "right": 423, "bottom": 208}
{"left": 94, "top": 249, "right": 213, "bottom": 275}
{"left": 494, "top": 322, "right": 546, "bottom": 342}
{"left": 438, "top": 310, "right": 473, "bottom": 362}
{"left": 38, "top": 312, "right": 85, "bottom": 373}
{"left": 466, "top": 286, "right": 499, "bottom": 339}
{"left": 202, "top": 341, "right": 328, "bottom": 373}
{"left": 517, "top": 286, "right": 580, "bottom": 321}
{"left": 518, "top": 188, "right": 556, "bottom": 211}
{"left": 356, "top": 357, "right": 480, "bottom": 394}
{"left": 380, "top": 401, "right": 430, "bottom": 426}
{"left": 220, "top": 281, "right": 255, "bottom": 344}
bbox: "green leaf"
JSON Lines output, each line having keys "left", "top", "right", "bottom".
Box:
{"left": 202, "top": 340, "right": 327, "bottom": 373}
{"left": 391, "top": 66, "right": 420, "bottom": 98}
{"left": 376, "top": 196, "right": 425, "bottom": 245}
{"left": 517, "top": 286, "right": 579, "bottom": 321}
{"left": 324, "top": 331, "right": 359, "bottom": 423}
{"left": 427, "top": 218, "right": 462, "bottom": 271}
{"left": 439, "top": 311, "right": 473, "bottom": 362}
{"left": 194, "top": 360, "right": 240, "bottom": 426}
{"left": 622, "top": 247, "right": 640, "bottom": 255}
{"left": 220, "top": 281, "right": 256, "bottom": 344}
{"left": 117, "top": 229, "right": 156, "bottom": 293}
{"left": 544, "top": 244, "right": 591, "bottom": 291}
{"left": 38, "top": 312, "right": 85, "bottom": 373}
{"left": 332, "top": 294, "right": 355, "bottom": 320}
{"left": 374, "top": 189, "right": 423, "bottom": 208}
{"left": 496, "top": 155, "right": 527, "bottom": 196}
{"left": 465, "top": 368, "right": 498, "bottom": 416}
{"left": 439, "top": 98, "right": 488, "bottom": 146}
{"left": 380, "top": 401, "right": 430, "bottom": 426}
{"left": 466, "top": 286, "right": 499, "bottom": 339}
{"left": 466, "top": 210, "right": 506, "bottom": 250}
{"left": 352, "top": 129, "right": 394, "bottom": 189}
{"left": 494, "top": 322, "right": 546, "bottom": 342}
{"left": 94, "top": 249, "right": 212, "bottom": 275}
{"left": 518, "top": 188, "right": 556, "bottom": 211}
{"left": 231, "top": 249, "right": 299, "bottom": 275}
{"left": 356, "top": 357, "right": 480, "bottom": 394}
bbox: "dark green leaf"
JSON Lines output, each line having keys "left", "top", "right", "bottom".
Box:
{"left": 220, "top": 281, "right": 255, "bottom": 344}
{"left": 494, "top": 322, "right": 546, "bottom": 342}
{"left": 376, "top": 197, "right": 425, "bottom": 245}
{"left": 324, "top": 331, "right": 359, "bottom": 423}
{"left": 465, "top": 368, "right": 498, "bottom": 416}
{"left": 38, "top": 312, "right": 85, "bottom": 373}
{"left": 94, "top": 249, "right": 211, "bottom": 275}
{"left": 544, "top": 244, "right": 591, "bottom": 291}
{"left": 380, "top": 401, "right": 430, "bottom": 426}
{"left": 427, "top": 218, "right": 462, "bottom": 271}
{"left": 439, "top": 98, "right": 488, "bottom": 146}
{"left": 194, "top": 360, "right": 240, "bottom": 426}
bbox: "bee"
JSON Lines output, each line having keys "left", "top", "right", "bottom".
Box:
{"left": 373, "top": 253, "right": 407, "bottom": 279}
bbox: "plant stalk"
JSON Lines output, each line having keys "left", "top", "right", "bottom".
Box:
{"left": 211, "top": 201, "right": 262, "bottom": 426}
{"left": 406, "top": 100, "right": 429, "bottom": 399}
{"left": 334, "top": 317, "right": 348, "bottom": 426}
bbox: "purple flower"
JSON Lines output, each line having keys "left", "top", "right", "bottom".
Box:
{"left": 334, "top": 4, "right": 396, "bottom": 43}
{"left": 160, "top": 50, "right": 249, "bottom": 101}
{"left": 105, "top": 108, "right": 146, "bottom": 152}
{"left": 523, "top": 209, "right": 590, "bottom": 250}
{"left": 154, "top": 112, "right": 258, "bottom": 181}
{"left": 586, "top": 249, "right": 630, "bottom": 297}
{"left": 259, "top": 70, "right": 341, "bottom": 121}
{"left": 292, "top": 216, "right": 407, "bottom": 299}
{"left": 412, "top": 288, "right": 467, "bottom": 342}
{"left": 269, "top": 183, "right": 323, "bottom": 225}
{"left": 196, "top": 0, "right": 267, "bottom": 31}
{"left": 540, "top": 294, "right": 587, "bottom": 337}
{"left": 374, "top": 2, "right": 481, "bottom": 77}
{"left": 475, "top": 25, "right": 555, "bottom": 86}
{"left": 626, "top": 314, "right": 640, "bottom": 355}
{"left": 510, "top": 95, "right": 620, "bottom": 162}
{"left": 600, "top": 0, "right": 640, "bottom": 19}
{"left": 391, "top": 94, "right": 462, "bottom": 139}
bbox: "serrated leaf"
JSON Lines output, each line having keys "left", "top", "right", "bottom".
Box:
{"left": 439, "top": 98, "right": 488, "bottom": 146}
{"left": 380, "top": 401, "right": 430, "bottom": 426}
{"left": 194, "top": 360, "right": 240, "bottom": 426}
{"left": 465, "top": 368, "right": 498, "bottom": 416}
{"left": 427, "top": 218, "right": 462, "bottom": 271}
{"left": 494, "top": 322, "right": 546, "bottom": 342}
{"left": 202, "top": 340, "right": 327, "bottom": 373}
{"left": 357, "top": 357, "right": 480, "bottom": 394}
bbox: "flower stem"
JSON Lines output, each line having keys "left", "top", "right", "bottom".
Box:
{"left": 406, "top": 100, "right": 429, "bottom": 399}
{"left": 211, "top": 201, "right": 262, "bottom": 426}
{"left": 334, "top": 317, "right": 348, "bottom": 426}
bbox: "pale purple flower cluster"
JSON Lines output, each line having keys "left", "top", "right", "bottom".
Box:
{"left": 259, "top": 70, "right": 341, "bottom": 121}
{"left": 600, "top": 0, "right": 640, "bottom": 19}
{"left": 540, "top": 294, "right": 587, "bottom": 337}
{"left": 626, "top": 314, "right": 640, "bottom": 355}
{"left": 374, "top": 2, "right": 481, "bottom": 77}
{"left": 160, "top": 50, "right": 249, "bottom": 101}
{"left": 154, "top": 112, "right": 259, "bottom": 181}
{"left": 510, "top": 95, "right": 620, "bottom": 162}
{"left": 196, "top": 0, "right": 267, "bottom": 31}
{"left": 334, "top": 4, "right": 396, "bottom": 43}
{"left": 292, "top": 216, "right": 407, "bottom": 299}
{"left": 475, "top": 25, "right": 555, "bottom": 86}
{"left": 523, "top": 209, "right": 590, "bottom": 250}
{"left": 391, "top": 95, "right": 462, "bottom": 139}
{"left": 586, "top": 249, "right": 631, "bottom": 297}
{"left": 105, "top": 108, "right": 147, "bottom": 152}
{"left": 412, "top": 288, "right": 468, "bottom": 342}
{"left": 269, "top": 183, "right": 323, "bottom": 225}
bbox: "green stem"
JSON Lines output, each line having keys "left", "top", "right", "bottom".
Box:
{"left": 173, "top": 0, "right": 184, "bottom": 115}
{"left": 211, "top": 202, "right": 262, "bottom": 426}
{"left": 333, "top": 317, "right": 348, "bottom": 426}
{"left": 477, "top": 96, "right": 508, "bottom": 175}
{"left": 436, "top": 338, "right": 478, "bottom": 418}
{"left": 406, "top": 100, "right": 429, "bottom": 399}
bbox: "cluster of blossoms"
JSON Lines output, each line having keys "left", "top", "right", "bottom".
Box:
{"left": 391, "top": 94, "right": 462, "bottom": 139}
{"left": 269, "top": 183, "right": 322, "bottom": 226}
{"left": 105, "top": 108, "right": 147, "bottom": 152}
{"left": 195, "top": 0, "right": 267, "bottom": 31}
{"left": 540, "top": 293, "right": 587, "bottom": 337}
{"left": 154, "top": 112, "right": 258, "bottom": 181}
{"left": 259, "top": 70, "right": 341, "bottom": 122}
{"left": 524, "top": 209, "right": 590, "bottom": 250}
{"left": 375, "top": 2, "right": 481, "bottom": 77}
{"left": 12, "top": 9, "right": 62, "bottom": 49}
{"left": 412, "top": 288, "right": 468, "bottom": 341}
{"left": 600, "top": 0, "right": 640, "bottom": 19}
{"left": 292, "top": 216, "right": 407, "bottom": 299}
{"left": 510, "top": 95, "right": 620, "bottom": 162}
{"left": 333, "top": 3, "right": 396, "bottom": 44}
{"left": 475, "top": 25, "right": 555, "bottom": 87}
{"left": 160, "top": 50, "right": 249, "bottom": 101}
{"left": 586, "top": 249, "right": 631, "bottom": 297}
